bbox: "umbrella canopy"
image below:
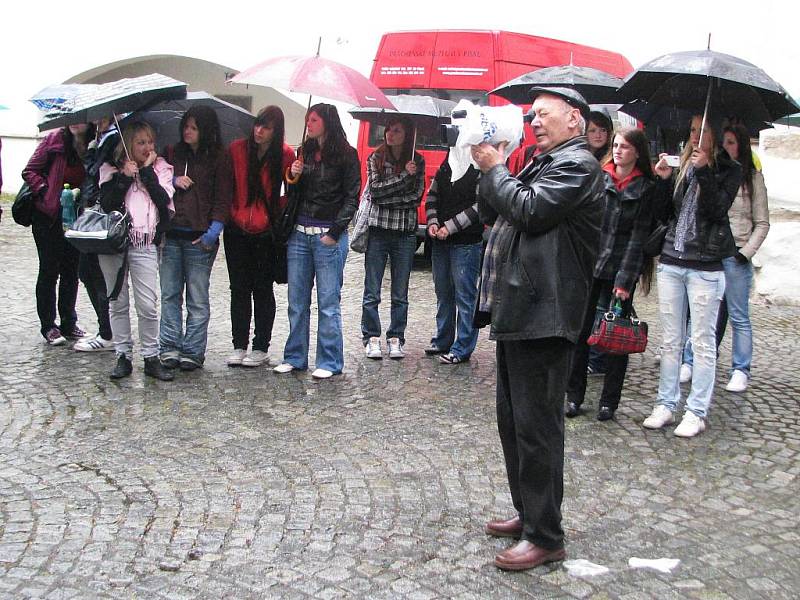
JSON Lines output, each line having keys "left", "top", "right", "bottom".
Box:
{"left": 30, "top": 84, "right": 98, "bottom": 113}
{"left": 38, "top": 74, "right": 187, "bottom": 131}
{"left": 490, "top": 65, "right": 624, "bottom": 105}
{"left": 348, "top": 94, "right": 457, "bottom": 136}
{"left": 125, "top": 91, "right": 254, "bottom": 147}
{"left": 230, "top": 55, "right": 394, "bottom": 110}
{"left": 618, "top": 50, "right": 800, "bottom": 125}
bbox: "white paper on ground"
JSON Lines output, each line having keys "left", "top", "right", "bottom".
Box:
{"left": 563, "top": 559, "right": 610, "bottom": 577}
{"left": 628, "top": 557, "right": 681, "bottom": 573}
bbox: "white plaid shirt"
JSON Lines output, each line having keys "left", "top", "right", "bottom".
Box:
{"left": 366, "top": 151, "right": 424, "bottom": 233}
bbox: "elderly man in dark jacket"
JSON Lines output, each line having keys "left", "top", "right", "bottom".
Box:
{"left": 471, "top": 87, "right": 604, "bottom": 571}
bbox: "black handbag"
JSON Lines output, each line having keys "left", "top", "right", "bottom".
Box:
{"left": 64, "top": 207, "right": 130, "bottom": 254}
{"left": 271, "top": 184, "right": 300, "bottom": 246}
{"left": 12, "top": 183, "right": 35, "bottom": 227}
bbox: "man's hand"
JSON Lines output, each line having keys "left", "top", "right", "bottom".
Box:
{"left": 471, "top": 141, "right": 508, "bottom": 173}
{"left": 436, "top": 226, "right": 450, "bottom": 240}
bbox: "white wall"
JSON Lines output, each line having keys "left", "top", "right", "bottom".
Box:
{"left": 1, "top": 136, "right": 39, "bottom": 195}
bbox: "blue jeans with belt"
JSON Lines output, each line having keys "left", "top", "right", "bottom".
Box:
{"left": 282, "top": 230, "right": 349, "bottom": 373}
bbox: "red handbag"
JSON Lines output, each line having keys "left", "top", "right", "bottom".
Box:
{"left": 587, "top": 303, "right": 648, "bottom": 355}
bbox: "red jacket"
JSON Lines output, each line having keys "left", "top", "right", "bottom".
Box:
{"left": 22, "top": 130, "right": 69, "bottom": 220}
{"left": 228, "top": 139, "right": 295, "bottom": 234}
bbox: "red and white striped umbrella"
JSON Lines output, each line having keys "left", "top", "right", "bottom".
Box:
{"left": 230, "top": 55, "right": 394, "bottom": 110}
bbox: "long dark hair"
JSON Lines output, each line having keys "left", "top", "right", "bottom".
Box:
{"left": 247, "top": 105, "right": 285, "bottom": 207}
{"left": 587, "top": 110, "right": 613, "bottom": 162}
{"left": 63, "top": 123, "right": 96, "bottom": 166}
{"left": 605, "top": 127, "right": 655, "bottom": 180}
{"left": 724, "top": 124, "right": 754, "bottom": 197}
{"left": 177, "top": 105, "right": 222, "bottom": 157}
{"left": 301, "top": 103, "right": 351, "bottom": 166}
{"left": 374, "top": 116, "right": 415, "bottom": 177}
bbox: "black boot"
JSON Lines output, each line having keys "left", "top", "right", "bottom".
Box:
{"left": 597, "top": 405, "right": 615, "bottom": 421}
{"left": 144, "top": 356, "right": 174, "bottom": 381}
{"left": 110, "top": 354, "right": 133, "bottom": 380}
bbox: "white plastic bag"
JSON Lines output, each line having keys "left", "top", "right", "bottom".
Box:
{"left": 447, "top": 99, "right": 524, "bottom": 182}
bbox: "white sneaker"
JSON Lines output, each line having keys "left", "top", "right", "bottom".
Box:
{"left": 674, "top": 411, "right": 706, "bottom": 438}
{"left": 242, "top": 350, "right": 271, "bottom": 368}
{"left": 312, "top": 368, "right": 333, "bottom": 379}
{"left": 726, "top": 370, "right": 749, "bottom": 393}
{"left": 365, "top": 337, "right": 382, "bottom": 359}
{"left": 387, "top": 337, "right": 405, "bottom": 359}
{"left": 273, "top": 362, "right": 295, "bottom": 374}
{"left": 643, "top": 405, "right": 675, "bottom": 429}
{"left": 74, "top": 334, "right": 114, "bottom": 352}
{"left": 227, "top": 348, "right": 247, "bottom": 366}
{"left": 679, "top": 363, "right": 693, "bottom": 383}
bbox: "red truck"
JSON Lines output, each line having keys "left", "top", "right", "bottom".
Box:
{"left": 356, "top": 29, "right": 635, "bottom": 250}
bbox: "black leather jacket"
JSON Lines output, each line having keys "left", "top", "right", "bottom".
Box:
{"left": 657, "top": 151, "right": 742, "bottom": 264}
{"left": 478, "top": 136, "right": 604, "bottom": 342}
{"left": 294, "top": 146, "right": 361, "bottom": 240}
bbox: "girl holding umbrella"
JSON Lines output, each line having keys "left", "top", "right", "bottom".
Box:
{"left": 98, "top": 121, "right": 175, "bottom": 381}
{"left": 159, "top": 105, "right": 233, "bottom": 371}
{"left": 643, "top": 114, "right": 741, "bottom": 437}
{"left": 273, "top": 103, "right": 361, "bottom": 379}
{"left": 361, "top": 116, "right": 425, "bottom": 360}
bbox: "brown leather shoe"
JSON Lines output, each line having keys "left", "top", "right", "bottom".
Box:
{"left": 485, "top": 515, "right": 523, "bottom": 538}
{"left": 494, "top": 540, "right": 566, "bottom": 571}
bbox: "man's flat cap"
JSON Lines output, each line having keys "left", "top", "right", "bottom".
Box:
{"left": 528, "top": 86, "right": 591, "bottom": 119}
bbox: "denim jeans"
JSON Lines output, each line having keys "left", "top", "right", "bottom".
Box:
{"left": 360, "top": 228, "right": 416, "bottom": 345}
{"left": 656, "top": 263, "right": 725, "bottom": 418}
{"left": 223, "top": 231, "right": 276, "bottom": 352}
{"left": 99, "top": 246, "right": 160, "bottom": 359}
{"left": 159, "top": 237, "right": 218, "bottom": 362}
{"left": 683, "top": 256, "right": 753, "bottom": 376}
{"left": 78, "top": 253, "right": 112, "bottom": 340}
{"left": 283, "top": 230, "right": 348, "bottom": 373}
{"left": 430, "top": 240, "right": 482, "bottom": 359}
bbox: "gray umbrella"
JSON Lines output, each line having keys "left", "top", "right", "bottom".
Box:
{"left": 125, "top": 91, "right": 254, "bottom": 147}
{"left": 38, "top": 74, "right": 187, "bottom": 132}
{"left": 349, "top": 94, "right": 457, "bottom": 137}
{"left": 489, "top": 65, "right": 624, "bottom": 105}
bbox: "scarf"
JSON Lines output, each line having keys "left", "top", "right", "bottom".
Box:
{"left": 99, "top": 158, "right": 175, "bottom": 248}
{"left": 673, "top": 165, "right": 699, "bottom": 253}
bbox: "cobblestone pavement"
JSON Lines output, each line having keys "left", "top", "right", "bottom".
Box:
{"left": 0, "top": 219, "right": 798, "bottom": 600}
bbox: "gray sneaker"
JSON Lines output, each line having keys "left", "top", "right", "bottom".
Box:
{"left": 387, "top": 337, "right": 405, "bottom": 359}
{"left": 365, "top": 337, "right": 382, "bottom": 359}
{"left": 44, "top": 327, "right": 67, "bottom": 346}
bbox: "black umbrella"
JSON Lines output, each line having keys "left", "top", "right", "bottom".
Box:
{"left": 619, "top": 99, "right": 769, "bottom": 137}
{"left": 126, "top": 91, "right": 254, "bottom": 147}
{"left": 618, "top": 49, "right": 799, "bottom": 128}
{"left": 38, "top": 74, "right": 187, "bottom": 132}
{"left": 349, "top": 94, "right": 457, "bottom": 139}
{"left": 489, "top": 65, "right": 624, "bottom": 105}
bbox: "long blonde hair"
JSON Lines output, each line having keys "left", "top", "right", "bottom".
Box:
{"left": 114, "top": 121, "right": 157, "bottom": 167}
{"left": 677, "top": 116, "right": 717, "bottom": 184}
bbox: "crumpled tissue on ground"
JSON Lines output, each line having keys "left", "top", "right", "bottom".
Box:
{"left": 628, "top": 557, "right": 681, "bottom": 573}
{"left": 563, "top": 559, "right": 610, "bottom": 577}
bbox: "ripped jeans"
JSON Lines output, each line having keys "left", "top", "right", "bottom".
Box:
{"left": 656, "top": 263, "right": 725, "bottom": 418}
